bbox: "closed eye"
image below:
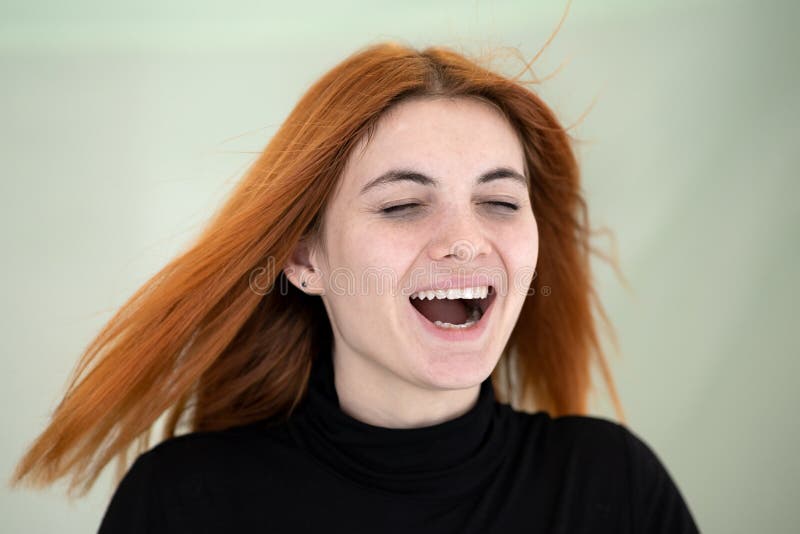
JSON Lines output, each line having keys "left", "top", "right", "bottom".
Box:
{"left": 483, "top": 201, "right": 519, "bottom": 211}
{"left": 381, "top": 203, "right": 421, "bottom": 214}
{"left": 380, "top": 201, "right": 520, "bottom": 215}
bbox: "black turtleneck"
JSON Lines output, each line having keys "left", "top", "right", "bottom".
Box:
{"left": 98, "top": 351, "right": 700, "bottom": 533}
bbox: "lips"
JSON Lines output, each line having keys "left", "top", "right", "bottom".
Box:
{"left": 408, "top": 286, "right": 496, "bottom": 325}
{"left": 406, "top": 286, "right": 498, "bottom": 342}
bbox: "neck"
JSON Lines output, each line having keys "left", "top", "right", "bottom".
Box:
{"left": 288, "top": 346, "right": 505, "bottom": 499}
{"left": 332, "top": 349, "right": 482, "bottom": 429}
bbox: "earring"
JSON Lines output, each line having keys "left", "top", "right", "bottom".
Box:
{"left": 300, "top": 267, "right": 315, "bottom": 287}
{"left": 302, "top": 267, "right": 314, "bottom": 289}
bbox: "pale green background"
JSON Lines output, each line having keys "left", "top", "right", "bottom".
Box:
{"left": 2, "top": 1, "right": 798, "bottom": 532}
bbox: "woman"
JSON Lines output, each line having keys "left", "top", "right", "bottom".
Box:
{"left": 9, "top": 42, "right": 700, "bottom": 533}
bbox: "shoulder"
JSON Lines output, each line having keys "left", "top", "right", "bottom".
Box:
{"left": 142, "top": 417, "right": 295, "bottom": 492}
{"left": 511, "top": 409, "right": 683, "bottom": 487}
{"left": 508, "top": 408, "right": 659, "bottom": 461}
{"left": 544, "top": 412, "right": 628, "bottom": 448}
{"left": 510, "top": 410, "right": 699, "bottom": 533}
{"left": 108, "top": 418, "right": 292, "bottom": 506}
{"left": 508, "top": 408, "right": 630, "bottom": 465}
{"left": 543, "top": 413, "right": 634, "bottom": 490}
{"left": 536, "top": 413, "right": 677, "bottom": 493}
{"left": 99, "top": 420, "right": 290, "bottom": 533}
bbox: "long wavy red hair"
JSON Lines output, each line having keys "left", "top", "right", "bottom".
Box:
{"left": 9, "top": 39, "right": 627, "bottom": 498}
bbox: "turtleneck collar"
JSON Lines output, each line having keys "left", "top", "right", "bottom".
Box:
{"left": 287, "top": 351, "right": 509, "bottom": 500}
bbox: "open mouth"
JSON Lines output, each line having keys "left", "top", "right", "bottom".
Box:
{"left": 408, "top": 285, "right": 497, "bottom": 330}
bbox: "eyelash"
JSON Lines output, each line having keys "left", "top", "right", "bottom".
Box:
{"left": 380, "top": 201, "right": 519, "bottom": 215}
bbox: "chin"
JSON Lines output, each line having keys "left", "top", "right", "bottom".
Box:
{"left": 411, "top": 350, "right": 498, "bottom": 391}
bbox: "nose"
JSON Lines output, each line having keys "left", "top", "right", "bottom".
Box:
{"left": 427, "top": 204, "right": 492, "bottom": 264}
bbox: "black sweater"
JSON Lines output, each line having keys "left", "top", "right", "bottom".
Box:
{"left": 98, "top": 352, "right": 700, "bottom": 533}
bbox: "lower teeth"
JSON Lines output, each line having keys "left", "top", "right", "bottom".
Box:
{"left": 433, "top": 307, "right": 482, "bottom": 330}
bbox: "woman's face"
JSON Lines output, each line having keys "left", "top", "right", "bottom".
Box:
{"left": 298, "top": 96, "right": 538, "bottom": 390}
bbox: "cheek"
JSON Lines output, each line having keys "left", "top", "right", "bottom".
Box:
{"left": 340, "top": 224, "right": 419, "bottom": 293}
{"left": 500, "top": 216, "right": 539, "bottom": 293}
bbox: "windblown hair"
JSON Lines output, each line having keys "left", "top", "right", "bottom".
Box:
{"left": 10, "top": 39, "right": 627, "bottom": 498}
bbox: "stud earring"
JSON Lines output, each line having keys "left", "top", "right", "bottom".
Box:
{"left": 300, "top": 266, "right": 316, "bottom": 289}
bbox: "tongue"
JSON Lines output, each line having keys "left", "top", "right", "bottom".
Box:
{"left": 411, "top": 298, "right": 472, "bottom": 324}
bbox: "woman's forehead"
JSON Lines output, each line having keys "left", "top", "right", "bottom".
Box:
{"left": 343, "top": 97, "right": 526, "bottom": 193}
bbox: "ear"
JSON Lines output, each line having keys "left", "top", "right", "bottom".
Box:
{"left": 283, "top": 238, "right": 323, "bottom": 294}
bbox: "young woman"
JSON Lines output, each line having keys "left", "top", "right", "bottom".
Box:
{"left": 10, "top": 41, "right": 700, "bottom": 533}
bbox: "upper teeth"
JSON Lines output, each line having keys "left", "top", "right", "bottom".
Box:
{"left": 410, "top": 285, "right": 490, "bottom": 300}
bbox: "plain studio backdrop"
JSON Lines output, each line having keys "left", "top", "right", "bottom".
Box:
{"left": 1, "top": 1, "right": 797, "bottom": 532}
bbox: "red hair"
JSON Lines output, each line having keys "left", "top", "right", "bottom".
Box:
{"left": 9, "top": 40, "right": 626, "bottom": 498}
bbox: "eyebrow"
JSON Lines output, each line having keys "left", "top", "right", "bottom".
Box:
{"left": 358, "top": 166, "right": 529, "bottom": 196}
